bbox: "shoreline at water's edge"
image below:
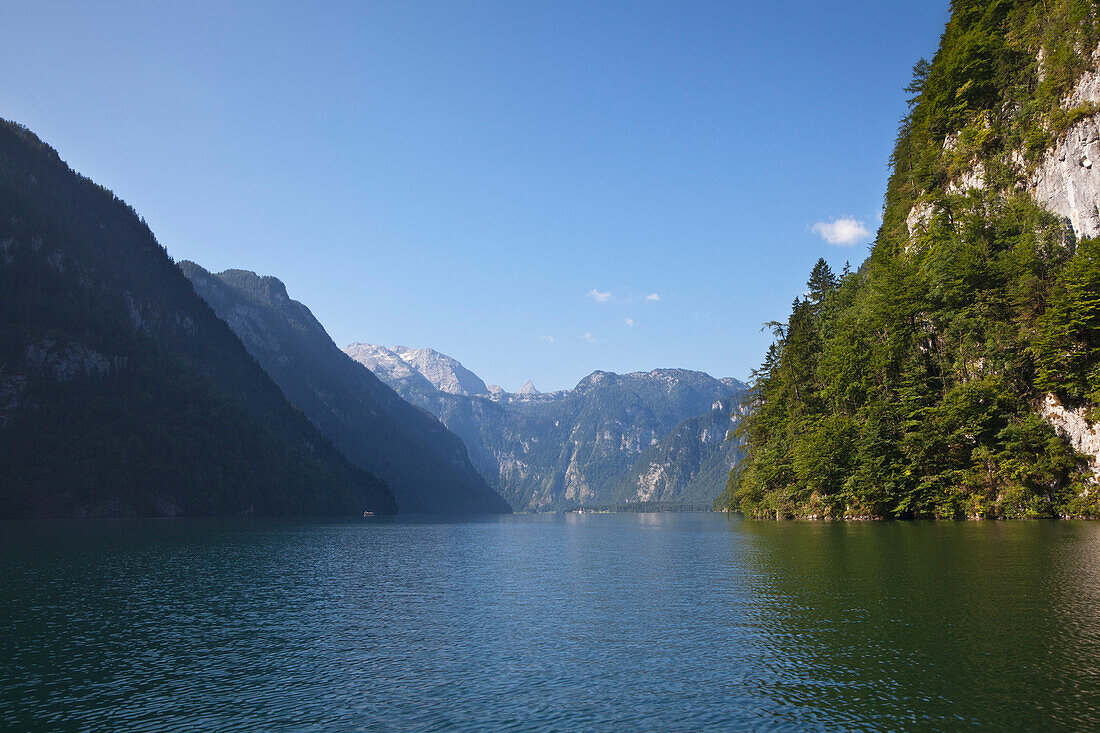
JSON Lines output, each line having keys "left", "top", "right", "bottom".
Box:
{"left": 724, "top": 512, "right": 1100, "bottom": 521}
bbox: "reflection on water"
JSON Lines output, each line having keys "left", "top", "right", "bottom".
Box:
{"left": 1, "top": 515, "right": 1099, "bottom": 731}
{"left": 734, "top": 521, "right": 1100, "bottom": 729}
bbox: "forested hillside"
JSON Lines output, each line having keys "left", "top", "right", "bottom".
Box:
{"left": 726, "top": 0, "right": 1100, "bottom": 519}
{"left": 0, "top": 120, "right": 396, "bottom": 517}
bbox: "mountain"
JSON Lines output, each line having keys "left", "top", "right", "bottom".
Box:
{"left": 612, "top": 397, "right": 746, "bottom": 507}
{"left": 342, "top": 343, "right": 438, "bottom": 394}
{"left": 346, "top": 344, "right": 748, "bottom": 511}
{"left": 727, "top": 0, "right": 1100, "bottom": 519}
{"left": 345, "top": 343, "right": 490, "bottom": 397}
{"left": 516, "top": 380, "right": 540, "bottom": 395}
{"left": 180, "top": 265, "right": 510, "bottom": 515}
{"left": 390, "top": 346, "right": 490, "bottom": 396}
{"left": 0, "top": 119, "right": 396, "bottom": 518}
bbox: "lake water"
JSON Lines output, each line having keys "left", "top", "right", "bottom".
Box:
{"left": 3, "top": 514, "right": 1100, "bottom": 731}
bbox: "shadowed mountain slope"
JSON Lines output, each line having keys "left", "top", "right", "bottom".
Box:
{"left": 0, "top": 119, "right": 395, "bottom": 517}
{"left": 181, "top": 264, "right": 510, "bottom": 515}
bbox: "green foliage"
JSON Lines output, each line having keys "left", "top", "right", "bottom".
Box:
{"left": 730, "top": 190, "right": 1094, "bottom": 519}
{"left": 1035, "top": 237, "right": 1100, "bottom": 408}
{"left": 729, "top": 0, "right": 1100, "bottom": 520}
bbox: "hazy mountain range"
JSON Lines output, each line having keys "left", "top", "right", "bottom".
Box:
{"left": 180, "top": 264, "right": 510, "bottom": 515}
{"left": 346, "top": 344, "right": 747, "bottom": 511}
{"left": 0, "top": 117, "right": 747, "bottom": 518}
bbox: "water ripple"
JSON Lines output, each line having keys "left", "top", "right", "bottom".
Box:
{"left": 1, "top": 515, "right": 1099, "bottom": 731}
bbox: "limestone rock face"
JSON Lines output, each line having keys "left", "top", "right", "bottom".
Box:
{"left": 946, "top": 162, "right": 987, "bottom": 195}
{"left": 1032, "top": 116, "right": 1100, "bottom": 239}
{"left": 1041, "top": 394, "right": 1100, "bottom": 483}
{"left": 1065, "top": 58, "right": 1100, "bottom": 109}
{"left": 344, "top": 343, "right": 434, "bottom": 391}
{"left": 1031, "top": 47, "right": 1100, "bottom": 240}
{"left": 620, "top": 396, "right": 745, "bottom": 506}
{"left": 906, "top": 47, "right": 1100, "bottom": 242}
{"left": 390, "top": 346, "right": 490, "bottom": 397}
{"left": 906, "top": 202, "right": 935, "bottom": 237}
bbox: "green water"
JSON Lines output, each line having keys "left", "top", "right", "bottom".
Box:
{"left": 2, "top": 514, "right": 1099, "bottom": 730}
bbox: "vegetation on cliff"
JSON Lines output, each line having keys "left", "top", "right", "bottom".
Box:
{"left": 725, "top": 0, "right": 1100, "bottom": 519}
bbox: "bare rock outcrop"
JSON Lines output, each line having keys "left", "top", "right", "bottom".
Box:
{"left": 1032, "top": 116, "right": 1100, "bottom": 239}
{"left": 1041, "top": 394, "right": 1100, "bottom": 483}
{"left": 1031, "top": 47, "right": 1100, "bottom": 239}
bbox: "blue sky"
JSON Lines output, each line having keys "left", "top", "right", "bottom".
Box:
{"left": 2, "top": 0, "right": 950, "bottom": 391}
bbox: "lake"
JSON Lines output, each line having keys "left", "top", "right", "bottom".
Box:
{"left": 2, "top": 514, "right": 1099, "bottom": 731}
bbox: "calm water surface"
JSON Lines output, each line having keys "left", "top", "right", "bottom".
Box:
{"left": 3, "top": 514, "right": 1100, "bottom": 731}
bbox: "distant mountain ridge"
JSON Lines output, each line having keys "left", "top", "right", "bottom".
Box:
{"left": 613, "top": 397, "right": 746, "bottom": 505}
{"left": 345, "top": 343, "right": 747, "bottom": 511}
{"left": 392, "top": 346, "right": 490, "bottom": 396}
{"left": 181, "top": 265, "right": 510, "bottom": 515}
{"left": 346, "top": 343, "right": 492, "bottom": 397}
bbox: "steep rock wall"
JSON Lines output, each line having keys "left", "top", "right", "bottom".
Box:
{"left": 901, "top": 46, "right": 1100, "bottom": 479}
{"left": 1041, "top": 394, "right": 1100, "bottom": 483}
{"left": 1032, "top": 59, "right": 1100, "bottom": 240}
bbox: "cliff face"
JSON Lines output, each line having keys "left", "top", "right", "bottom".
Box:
{"left": 1032, "top": 50, "right": 1100, "bottom": 240}
{"left": 613, "top": 398, "right": 746, "bottom": 506}
{"left": 1041, "top": 394, "right": 1100, "bottom": 481}
{"left": 729, "top": 0, "right": 1100, "bottom": 519}
{"left": 908, "top": 7, "right": 1100, "bottom": 487}
{"left": 390, "top": 346, "right": 490, "bottom": 397}
{"left": 906, "top": 42, "right": 1100, "bottom": 481}
{"left": 915, "top": 44, "right": 1100, "bottom": 243}
{"left": 1028, "top": 49, "right": 1100, "bottom": 481}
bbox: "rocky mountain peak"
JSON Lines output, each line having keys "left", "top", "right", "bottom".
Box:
{"left": 576, "top": 370, "right": 613, "bottom": 390}
{"left": 344, "top": 343, "right": 423, "bottom": 383}
{"left": 389, "top": 345, "right": 489, "bottom": 396}
{"left": 341, "top": 336, "right": 749, "bottom": 511}
{"left": 344, "top": 342, "right": 490, "bottom": 397}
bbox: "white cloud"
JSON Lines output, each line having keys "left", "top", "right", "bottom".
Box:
{"left": 623, "top": 318, "right": 635, "bottom": 327}
{"left": 587, "top": 289, "right": 613, "bottom": 303}
{"left": 644, "top": 293, "right": 660, "bottom": 302}
{"left": 811, "top": 217, "right": 871, "bottom": 246}
{"left": 540, "top": 335, "right": 555, "bottom": 344}
{"left": 581, "top": 331, "right": 600, "bottom": 343}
